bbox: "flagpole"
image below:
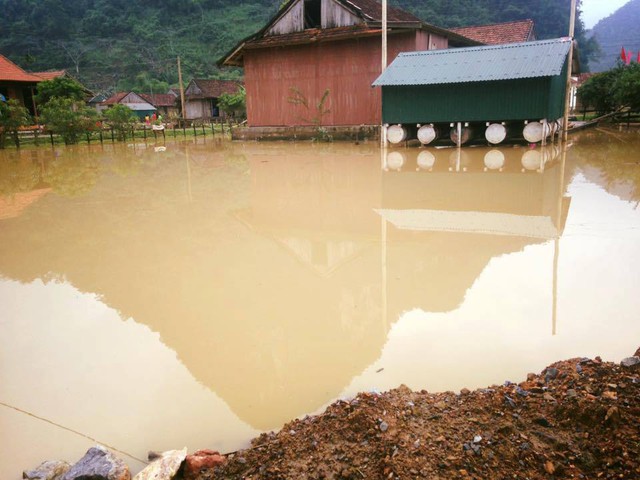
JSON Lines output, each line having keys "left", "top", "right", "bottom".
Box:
{"left": 562, "top": 0, "right": 577, "bottom": 143}
{"left": 382, "top": 0, "right": 387, "bottom": 71}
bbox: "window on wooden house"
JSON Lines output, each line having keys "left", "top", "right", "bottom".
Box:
{"left": 304, "top": 0, "right": 321, "bottom": 29}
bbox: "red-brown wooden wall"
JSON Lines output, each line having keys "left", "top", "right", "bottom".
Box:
{"left": 243, "top": 31, "right": 446, "bottom": 127}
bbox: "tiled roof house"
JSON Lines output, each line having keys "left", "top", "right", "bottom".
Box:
{"left": 451, "top": 19, "right": 536, "bottom": 45}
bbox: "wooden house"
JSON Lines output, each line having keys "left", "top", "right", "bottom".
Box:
{"left": 101, "top": 92, "right": 156, "bottom": 119}
{"left": 183, "top": 79, "right": 243, "bottom": 120}
{"left": 373, "top": 38, "right": 576, "bottom": 145}
{"left": 0, "top": 54, "right": 42, "bottom": 115}
{"left": 450, "top": 19, "right": 536, "bottom": 45}
{"left": 218, "top": 0, "right": 477, "bottom": 128}
{"left": 140, "top": 93, "right": 179, "bottom": 119}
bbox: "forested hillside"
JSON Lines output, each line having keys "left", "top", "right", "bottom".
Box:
{"left": 589, "top": 0, "right": 640, "bottom": 72}
{"left": 0, "top": 0, "right": 595, "bottom": 93}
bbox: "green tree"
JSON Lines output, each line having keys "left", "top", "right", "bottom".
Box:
{"left": 40, "top": 97, "right": 97, "bottom": 144}
{"left": 104, "top": 104, "right": 137, "bottom": 141}
{"left": 218, "top": 86, "right": 246, "bottom": 119}
{"left": 613, "top": 63, "right": 640, "bottom": 111}
{"left": 578, "top": 64, "right": 640, "bottom": 114}
{"left": 0, "top": 99, "right": 31, "bottom": 148}
{"left": 35, "top": 77, "right": 86, "bottom": 105}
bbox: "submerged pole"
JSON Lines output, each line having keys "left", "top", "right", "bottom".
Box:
{"left": 380, "top": 0, "right": 388, "bottom": 148}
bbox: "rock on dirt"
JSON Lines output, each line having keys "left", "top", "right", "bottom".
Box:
{"left": 194, "top": 348, "right": 640, "bottom": 480}
{"left": 23, "top": 460, "right": 71, "bottom": 480}
{"left": 61, "top": 446, "right": 130, "bottom": 480}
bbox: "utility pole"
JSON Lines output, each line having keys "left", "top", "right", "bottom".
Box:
{"left": 562, "top": 0, "right": 577, "bottom": 143}
{"left": 178, "top": 56, "right": 187, "bottom": 122}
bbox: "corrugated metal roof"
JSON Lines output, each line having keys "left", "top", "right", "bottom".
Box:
{"left": 373, "top": 38, "right": 571, "bottom": 86}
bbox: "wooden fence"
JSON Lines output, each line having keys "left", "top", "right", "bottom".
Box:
{"left": 11, "top": 117, "right": 245, "bottom": 148}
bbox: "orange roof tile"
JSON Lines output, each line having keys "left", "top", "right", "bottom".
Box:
{"left": 451, "top": 19, "right": 535, "bottom": 46}
{"left": 0, "top": 54, "right": 43, "bottom": 83}
{"left": 32, "top": 70, "right": 67, "bottom": 81}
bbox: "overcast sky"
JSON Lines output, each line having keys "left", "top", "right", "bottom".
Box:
{"left": 581, "top": 0, "right": 629, "bottom": 29}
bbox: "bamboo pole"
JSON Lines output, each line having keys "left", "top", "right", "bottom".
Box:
{"left": 562, "top": 0, "right": 577, "bottom": 143}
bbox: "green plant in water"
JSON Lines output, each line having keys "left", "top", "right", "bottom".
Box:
{"left": 218, "top": 86, "right": 246, "bottom": 120}
{"left": 104, "top": 104, "right": 137, "bottom": 141}
{"left": 40, "top": 97, "right": 97, "bottom": 145}
{"left": 0, "top": 99, "right": 31, "bottom": 148}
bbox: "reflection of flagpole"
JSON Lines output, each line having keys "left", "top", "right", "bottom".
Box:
{"left": 552, "top": 145, "right": 567, "bottom": 335}
{"left": 382, "top": 216, "right": 388, "bottom": 335}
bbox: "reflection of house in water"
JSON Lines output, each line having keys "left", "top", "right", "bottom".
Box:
{"left": 0, "top": 143, "right": 571, "bottom": 432}
{"left": 379, "top": 146, "right": 570, "bottom": 327}
{"left": 0, "top": 188, "right": 51, "bottom": 220}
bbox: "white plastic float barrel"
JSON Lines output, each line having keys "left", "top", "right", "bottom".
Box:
{"left": 521, "top": 150, "right": 543, "bottom": 171}
{"left": 386, "top": 151, "right": 406, "bottom": 170}
{"left": 417, "top": 124, "right": 438, "bottom": 145}
{"left": 387, "top": 124, "right": 407, "bottom": 145}
{"left": 522, "top": 121, "right": 550, "bottom": 143}
{"left": 485, "top": 123, "right": 508, "bottom": 145}
{"left": 483, "top": 150, "right": 505, "bottom": 171}
{"left": 417, "top": 151, "right": 436, "bottom": 170}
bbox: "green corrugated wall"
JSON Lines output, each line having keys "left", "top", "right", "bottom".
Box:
{"left": 381, "top": 67, "right": 568, "bottom": 124}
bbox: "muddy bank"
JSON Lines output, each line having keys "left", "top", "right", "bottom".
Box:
{"left": 200, "top": 349, "right": 640, "bottom": 480}
{"left": 24, "top": 349, "right": 640, "bottom": 480}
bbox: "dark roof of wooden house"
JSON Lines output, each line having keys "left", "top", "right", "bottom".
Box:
{"left": 450, "top": 19, "right": 536, "bottom": 45}
{"left": 338, "top": 0, "right": 421, "bottom": 23}
{"left": 139, "top": 93, "right": 177, "bottom": 107}
{"left": 185, "top": 79, "right": 243, "bottom": 99}
{"left": 0, "top": 54, "right": 42, "bottom": 83}
{"left": 219, "top": 0, "right": 478, "bottom": 66}
{"left": 102, "top": 92, "right": 130, "bottom": 105}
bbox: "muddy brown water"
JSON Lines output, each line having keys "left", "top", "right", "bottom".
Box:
{"left": 1, "top": 130, "right": 639, "bottom": 477}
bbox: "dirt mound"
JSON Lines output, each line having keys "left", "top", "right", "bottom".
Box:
{"left": 197, "top": 351, "right": 640, "bottom": 479}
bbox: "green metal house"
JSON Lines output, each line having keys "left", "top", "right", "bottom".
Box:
{"left": 372, "top": 38, "right": 574, "bottom": 145}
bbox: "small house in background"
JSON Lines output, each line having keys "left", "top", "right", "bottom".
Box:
{"left": 450, "top": 19, "right": 536, "bottom": 45}
{"left": 101, "top": 92, "right": 156, "bottom": 119}
{"left": 0, "top": 54, "right": 42, "bottom": 115}
{"left": 218, "top": 0, "right": 476, "bottom": 129}
{"left": 140, "top": 93, "right": 179, "bottom": 119}
{"left": 373, "top": 38, "right": 575, "bottom": 145}
{"left": 88, "top": 93, "right": 109, "bottom": 113}
{"left": 183, "top": 79, "right": 242, "bottom": 120}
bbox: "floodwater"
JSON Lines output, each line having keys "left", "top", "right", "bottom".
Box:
{"left": 1, "top": 130, "right": 640, "bottom": 477}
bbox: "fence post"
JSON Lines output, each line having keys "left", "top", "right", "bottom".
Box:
{"left": 193, "top": 123, "right": 197, "bottom": 137}
{"left": 111, "top": 128, "right": 115, "bottom": 143}
{"left": 50, "top": 131, "right": 54, "bottom": 147}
